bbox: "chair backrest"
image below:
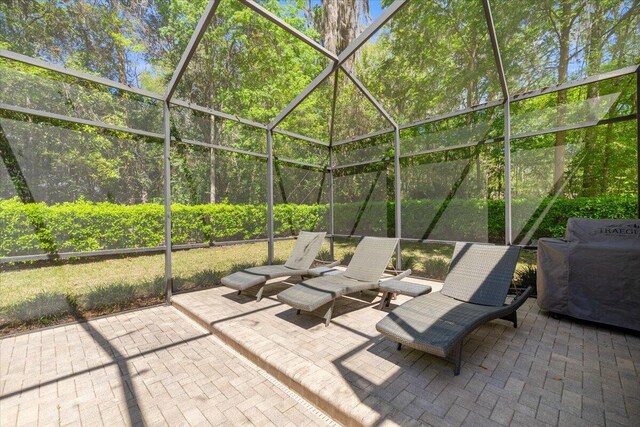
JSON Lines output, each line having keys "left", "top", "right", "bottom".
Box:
{"left": 284, "top": 231, "right": 326, "bottom": 270}
{"left": 343, "top": 237, "right": 399, "bottom": 282}
{"left": 440, "top": 242, "right": 521, "bottom": 307}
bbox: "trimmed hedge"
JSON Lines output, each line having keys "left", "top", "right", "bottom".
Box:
{"left": 333, "top": 195, "right": 637, "bottom": 242}
{"left": 0, "top": 195, "right": 636, "bottom": 257}
{"left": 0, "top": 198, "right": 326, "bottom": 256}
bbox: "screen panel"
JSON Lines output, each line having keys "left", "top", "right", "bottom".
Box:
{"left": 171, "top": 144, "right": 267, "bottom": 244}
{"left": 349, "top": 0, "right": 503, "bottom": 125}
{"left": 273, "top": 134, "right": 328, "bottom": 166}
{"left": 493, "top": 0, "right": 640, "bottom": 96}
{"left": 511, "top": 75, "right": 637, "bottom": 137}
{"left": 332, "top": 69, "right": 393, "bottom": 142}
{"left": 0, "top": 117, "right": 164, "bottom": 255}
{"left": 275, "top": 74, "right": 334, "bottom": 143}
{"left": 0, "top": 116, "right": 165, "bottom": 330}
{"left": 0, "top": 0, "right": 204, "bottom": 92}
{"left": 400, "top": 107, "right": 503, "bottom": 156}
{"left": 174, "top": 0, "right": 329, "bottom": 124}
{"left": 511, "top": 120, "right": 638, "bottom": 245}
{"left": 400, "top": 142, "right": 505, "bottom": 244}
{"left": 0, "top": 58, "right": 163, "bottom": 134}
{"left": 171, "top": 106, "right": 266, "bottom": 154}
{"left": 333, "top": 133, "right": 395, "bottom": 167}
{"left": 333, "top": 161, "right": 394, "bottom": 237}
{"left": 273, "top": 161, "right": 329, "bottom": 238}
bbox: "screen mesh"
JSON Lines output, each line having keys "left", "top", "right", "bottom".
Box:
{"left": 333, "top": 162, "right": 394, "bottom": 237}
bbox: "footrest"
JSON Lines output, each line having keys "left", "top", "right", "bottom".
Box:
{"left": 379, "top": 280, "right": 432, "bottom": 297}
{"left": 306, "top": 266, "right": 341, "bottom": 277}
{"left": 378, "top": 280, "right": 432, "bottom": 310}
{"left": 220, "top": 271, "right": 267, "bottom": 291}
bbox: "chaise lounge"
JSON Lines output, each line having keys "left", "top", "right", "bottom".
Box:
{"left": 277, "top": 236, "right": 400, "bottom": 326}
{"left": 220, "top": 231, "right": 334, "bottom": 301}
{"left": 376, "top": 242, "right": 532, "bottom": 375}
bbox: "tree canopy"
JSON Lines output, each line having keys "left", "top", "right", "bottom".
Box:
{"left": 0, "top": 0, "right": 638, "bottom": 248}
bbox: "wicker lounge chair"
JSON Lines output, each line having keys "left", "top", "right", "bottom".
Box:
{"left": 220, "top": 231, "right": 335, "bottom": 301}
{"left": 277, "top": 236, "right": 399, "bottom": 326}
{"left": 376, "top": 242, "right": 532, "bottom": 375}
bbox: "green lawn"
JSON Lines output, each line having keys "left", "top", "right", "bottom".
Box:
{"left": 0, "top": 238, "right": 536, "bottom": 333}
{"left": 1, "top": 241, "right": 280, "bottom": 311}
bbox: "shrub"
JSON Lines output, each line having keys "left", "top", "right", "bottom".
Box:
{"left": 423, "top": 257, "right": 450, "bottom": 280}
{"left": 270, "top": 257, "right": 287, "bottom": 265}
{"left": 78, "top": 283, "right": 138, "bottom": 311}
{"left": 316, "top": 248, "right": 333, "bottom": 262}
{"left": 341, "top": 250, "right": 354, "bottom": 265}
{"left": 228, "top": 260, "right": 259, "bottom": 274}
{"left": 1, "top": 194, "right": 636, "bottom": 258}
{"left": 140, "top": 276, "right": 166, "bottom": 298}
{"left": 513, "top": 264, "right": 537, "bottom": 297}
{"left": 391, "top": 254, "right": 418, "bottom": 271}
{"left": 173, "top": 269, "right": 221, "bottom": 292}
{"left": 4, "top": 291, "right": 72, "bottom": 322}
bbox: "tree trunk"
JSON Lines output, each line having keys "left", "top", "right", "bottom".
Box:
{"left": 209, "top": 115, "right": 218, "bottom": 204}
{"left": 466, "top": 25, "right": 481, "bottom": 193}
{"left": 109, "top": 0, "right": 128, "bottom": 84}
{"left": 322, "top": 0, "right": 339, "bottom": 54}
{"left": 601, "top": 121, "right": 613, "bottom": 193}
{"left": 321, "top": 0, "right": 365, "bottom": 71}
{"left": 581, "top": 0, "right": 604, "bottom": 196}
{"left": 552, "top": 0, "right": 573, "bottom": 196}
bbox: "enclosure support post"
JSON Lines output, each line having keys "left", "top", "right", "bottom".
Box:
{"left": 329, "top": 147, "right": 335, "bottom": 260}
{"left": 504, "top": 100, "right": 512, "bottom": 245}
{"left": 328, "top": 69, "right": 340, "bottom": 261}
{"left": 637, "top": 69, "right": 640, "bottom": 217}
{"left": 267, "top": 129, "right": 275, "bottom": 263}
{"left": 482, "top": 0, "right": 511, "bottom": 245}
{"left": 394, "top": 126, "right": 402, "bottom": 270}
{"left": 163, "top": 102, "right": 172, "bottom": 302}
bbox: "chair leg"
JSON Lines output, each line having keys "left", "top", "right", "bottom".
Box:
{"left": 378, "top": 292, "right": 389, "bottom": 310}
{"left": 397, "top": 343, "right": 402, "bottom": 351}
{"left": 448, "top": 342, "right": 462, "bottom": 376}
{"left": 323, "top": 301, "right": 335, "bottom": 327}
{"left": 237, "top": 290, "right": 241, "bottom": 296}
{"left": 501, "top": 311, "right": 518, "bottom": 328}
{"left": 256, "top": 285, "right": 265, "bottom": 302}
{"left": 296, "top": 309, "right": 301, "bottom": 315}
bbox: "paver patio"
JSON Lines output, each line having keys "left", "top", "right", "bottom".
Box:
{"left": 0, "top": 305, "right": 333, "bottom": 427}
{"left": 172, "top": 280, "right": 640, "bottom": 427}
{"left": 1, "top": 278, "right": 639, "bottom": 427}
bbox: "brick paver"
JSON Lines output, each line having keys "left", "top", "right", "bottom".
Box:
{"left": 2, "top": 279, "right": 639, "bottom": 427}
{"left": 0, "top": 306, "right": 332, "bottom": 427}
{"left": 172, "top": 281, "right": 640, "bottom": 427}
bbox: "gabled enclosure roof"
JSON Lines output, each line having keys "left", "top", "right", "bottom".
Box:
{"left": 3, "top": 0, "right": 638, "bottom": 145}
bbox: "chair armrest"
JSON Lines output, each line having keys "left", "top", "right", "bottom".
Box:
{"left": 324, "top": 260, "right": 340, "bottom": 268}
{"left": 509, "top": 285, "right": 533, "bottom": 309}
{"left": 381, "top": 269, "right": 412, "bottom": 282}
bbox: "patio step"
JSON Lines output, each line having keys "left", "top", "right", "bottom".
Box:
{"left": 172, "top": 298, "right": 359, "bottom": 427}
{"left": 171, "top": 286, "right": 414, "bottom": 427}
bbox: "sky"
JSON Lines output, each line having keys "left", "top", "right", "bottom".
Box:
{"left": 306, "top": 0, "right": 386, "bottom": 22}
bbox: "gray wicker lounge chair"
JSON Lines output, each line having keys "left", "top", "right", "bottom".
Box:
{"left": 220, "top": 231, "right": 334, "bottom": 301}
{"left": 277, "top": 237, "right": 399, "bottom": 326}
{"left": 376, "top": 242, "right": 532, "bottom": 375}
